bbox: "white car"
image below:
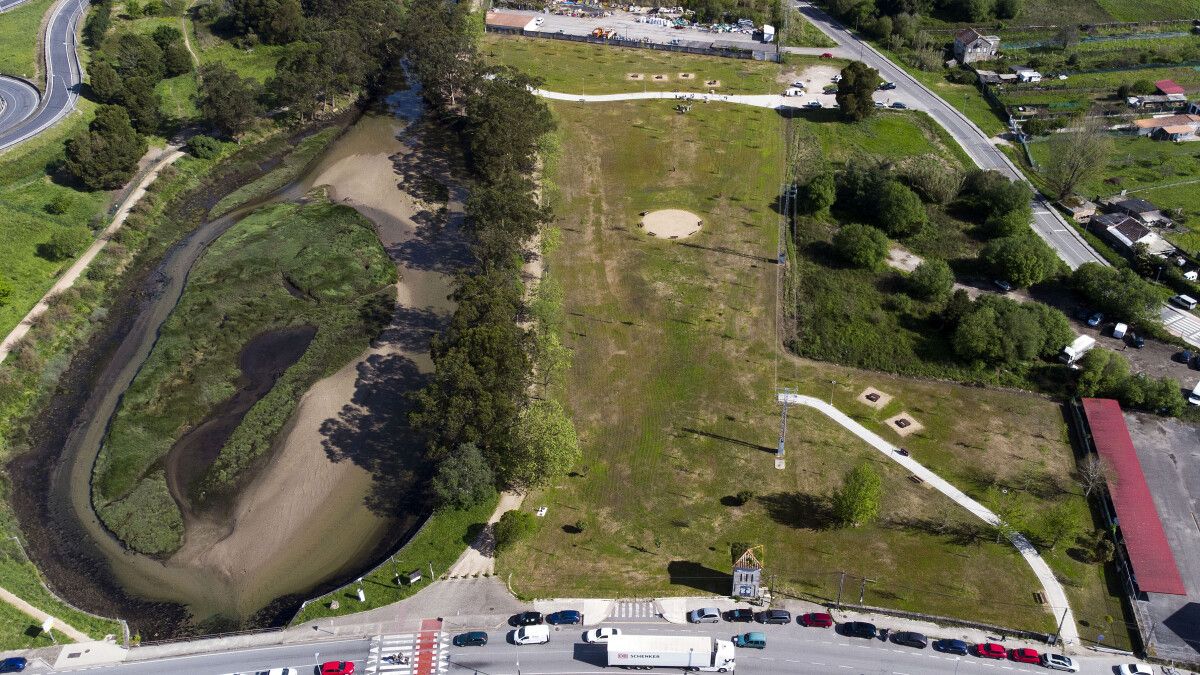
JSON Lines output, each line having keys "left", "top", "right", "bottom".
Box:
{"left": 513, "top": 625, "right": 550, "bottom": 645}
{"left": 1118, "top": 665, "right": 1154, "bottom": 675}
{"left": 258, "top": 669, "right": 298, "bottom": 675}
{"left": 584, "top": 627, "right": 622, "bottom": 643}
{"left": 1039, "top": 653, "right": 1078, "bottom": 672}
{"left": 687, "top": 607, "right": 721, "bottom": 623}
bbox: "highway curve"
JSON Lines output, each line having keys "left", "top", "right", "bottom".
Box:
{"left": 0, "top": 0, "right": 85, "bottom": 151}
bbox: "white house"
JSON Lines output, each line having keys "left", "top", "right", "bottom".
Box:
{"left": 953, "top": 28, "right": 1000, "bottom": 64}
{"left": 1013, "top": 67, "right": 1042, "bottom": 83}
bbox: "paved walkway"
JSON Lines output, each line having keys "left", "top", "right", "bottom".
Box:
{"left": 778, "top": 392, "right": 1080, "bottom": 645}
{"left": 445, "top": 492, "right": 523, "bottom": 578}
{"left": 0, "top": 145, "right": 185, "bottom": 364}
{"left": 0, "top": 587, "right": 89, "bottom": 642}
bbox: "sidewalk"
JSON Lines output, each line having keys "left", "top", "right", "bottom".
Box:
{"left": 0, "top": 587, "right": 88, "bottom": 642}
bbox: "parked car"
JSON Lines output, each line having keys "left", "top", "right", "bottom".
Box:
{"left": 755, "top": 609, "right": 792, "bottom": 624}
{"left": 975, "top": 642, "right": 1006, "bottom": 659}
{"left": 933, "top": 639, "right": 969, "bottom": 655}
{"left": 1170, "top": 294, "right": 1198, "bottom": 310}
{"left": 688, "top": 607, "right": 722, "bottom": 623}
{"left": 840, "top": 621, "right": 878, "bottom": 639}
{"left": 547, "top": 610, "right": 582, "bottom": 625}
{"left": 993, "top": 279, "right": 1013, "bottom": 292}
{"left": 806, "top": 100, "right": 823, "bottom": 108}
{"left": 1178, "top": 350, "right": 1194, "bottom": 364}
{"left": 798, "top": 612, "right": 833, "bottom": 627}
{"left": 890, "top": 101, "right": 907, "bottom": 109}
{"left": 320, "top": 662, "right": 355, "bottom": 675}
{"left": 1087, "top": 312, "right": 1104, "bottom": 327}
{"left": 1113, "top": 322, "right": 1128, "bottom": 339}
{"left": 263, "top": 669, "right": 297, "bottom": 675}
{"left": 820, "top": 52, "right": 834, "bottom": 58}
{"left": 724, "top": 608, "right": 755, "bottom": 622}
{"left": 513, "top": 625, "right": 551, "bottom": 645}
{"left": 1117, "top": 665, "right": 1154, "bottom": 675}
{"left": 1009, "top": 647, "right": 1040, "bottom": 664}
{"left": 584, "top": 627, "right": 622, "bottom": 643}
{"left": 1130, "top": 332, "right": 1145, "bottom": 349}
{"left": 511, "top": 611, "right": 543, "bottom": 626}
{"left": 1192, "top": 353, "right": 1200, "bottom": 370}
{"left": 453, "top": 631, "right": 489, "bottom": 647}
{"left": 791, "top": 81, "right": 807, "bottom": 88}
{"left": 879, "top": 81, "right": 897, "bottom": 90}
{"left": 891, "top": 631, "right": 928, "bottom": 649}
{"left": 1040, "top": 652, "right": 1079, "bottom": 672}
{"left": 875, "top": 101, "right": 885, "bottom": 107}
{"left": 733, "top": 631, "right": 766, "bottom": 649}
{"left": 0, "top": 659, "right": 25, "bottom": 674}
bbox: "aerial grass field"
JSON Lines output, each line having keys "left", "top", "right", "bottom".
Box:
{"left": 783, "top": 9, "right": 837, "bottom": 49}
{"left": 0, "top": 102, "right": 110, "bottom": 338}
{"left": 92, "top": 197, "right": 396, "bottom": 554}
{"left": 879, "top": 50, "right": 1008, "bottom": 138}
{"left": 483, "top": 96, "right": 1122, "bottom": 633}
{"left": 0, "top": 0, "right": 55, "bottom": 79}
{"left": 481, "top": 34, "right": 847, "bottom": 95}
{"left": 1028, "top": 135, "right": 1200, "bottom": 254}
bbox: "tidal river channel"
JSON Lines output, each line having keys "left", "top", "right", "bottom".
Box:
{"left": 12, "top": 88, "right": 467, "bottom": 635}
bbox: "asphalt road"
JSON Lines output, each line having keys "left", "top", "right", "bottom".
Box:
{"left": 0, "top": 0, "right": 33, "bottom": 12}
{"left": 0, "top": 0, "right": 85, "bottom": 151}
{"left": 0, "top": 76, "right": 39, "bottom": 130}
{"left": 52, "top": 623, "right": 1150, "bottom": 675}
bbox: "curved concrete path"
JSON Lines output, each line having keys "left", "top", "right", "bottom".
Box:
{"left": 778, "top": 392, "right": 1079, "bottom": 645}
{"left": 0, "top": 586, "right": 89, "bottom": 641}
{"left": 0, "top": 145, "right": 185, "bottom": 365}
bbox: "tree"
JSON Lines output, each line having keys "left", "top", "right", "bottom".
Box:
{"left": 942, "top": 288, "right": 973, "bottom": 326}
{"left": 1053, "top": 25, "right": 1079, "bottom": 49}
{"left": 876, "top": 180, "right": 927, "bottom": 237}
{"left": 401, "top": 0, "right": 477, "bottom": 112}
{"left": 1077, "top": 455, "right": 1115, "bottom": 499}
{"left": 1071, "top": 263, "right": 1163, "bottom": 325}
{"left": 1076, "top": 349, "right": 1131, "bottom": 397}
{"left": 83, "top": 0, "right": 113, "bottom": 48}
{"left": 493, "top": 509, "right": 538, "bottom": 553}
{"left": 983, "top": 208, "right": 1030, "bottom": 238}
{"left": 108, "top": 32, "right": 165, "bottom": 82}
{"left": 87, "top": 61, "right": 123, "bottom": 103}
{"left": 800, "top": 171, "right": 836, "bottom": 213}
{"left": 953, "top": 305, "right": 1005, "bottom": 363}
{"left": 1040, "top": 501, "right": 1082, "bottom": 549}
{"left": 115, "top": 76, "right": 162, "bottom": 134}
{"left": 39, "top": 227, "right": 91, "bottom": 261}
{"left": 163, "top": 42, "right": 193, "bottom": 77}
{"left": 959, "top": 170, "right": 1030, "bottom": 220}
{"left": 63, "top": 105, "right": 146, "bottom": 190}
{"left": 196, "top": 63, "right": 263, "bottom": 136}
{"left": 466, "top": 67, "right": 555, "bottom": 178}
{"left": 981, "top": 234, "right": 1063, "bottom": 287}
{"left": 907, "top": 258, "right": 954, "bottom": 303}
{"left": 986, "top": 488, "right": 1027, "bottom": 544}
{"left": 835, "top": 61, "right": 879, "bottom": 122}
{"left": 832, "top": 223, "right": 889, "bottom": 270}
{"left": 995, "top": 0, "right": 1021, "bottom": 18}
{"left": 508, "top": 399, "right": 580, "bottom": 490}
{"left": 1041, "top": 117, "right": 1112, "bottom": 199}
{"left": 430, "top": 443, "right": 495, "bottom": 510}
{"left": 186, "top": 134, "right": 222, "bottom": 159}
{"left": 226, "top": 0, "right": 304, "bottom": 44}
{"left": 902, "top": 159, "right": 962, "bottom": 204}
{"left": 832, "top": 463, "right": 882, "bottom": 527}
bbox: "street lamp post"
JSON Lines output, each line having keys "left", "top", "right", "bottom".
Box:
{"left": 829, "top": 379, "right": 837, "bottom": 405}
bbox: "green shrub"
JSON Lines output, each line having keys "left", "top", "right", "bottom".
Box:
{"left": 906, "top": 258, "right": 954, "bottom": 302}
{"left": 187, "top": 134, "right": 223, "bottom": 159}
{"left": 494, "top": 510, "right": 538, "bottom": 553}
{"left": 38, "top": 227, "right": 92, "bottom": 261}
{"left": 44, "top": 193, "right": 73, "bottom": 215}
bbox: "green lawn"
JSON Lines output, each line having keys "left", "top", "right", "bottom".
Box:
{"left": 0, "top": 0, "right": 55, "bottom": 78}
{"left": 783, "top": 9, "right": 836, "bottom": 48}
{"left": 92, "top": 197, "right": 396, "bottom": 555}
{"left": 0, "top": 101, "right": 110, "bottom": 338}
{"left": 489, "top": 98, "right": 1077, "bottom": 632}
{"left": 878, "top": 51, "right": 1008, "bottom": 137}
{"left": 1097, "top": 0, "right": 1200, "bottom": 20}
{"left": 290, "top": 494, "right": 499, "bottom": 624}
{"left": 0, "top": 534, "right": 121, "bottom": 640}
{"left": 482, "top": 33, "right": 802, "bottom": 94}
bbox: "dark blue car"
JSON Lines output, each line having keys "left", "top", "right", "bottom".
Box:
{"left": 546, "top": 610, "right": 582, "bottom": 625}
{"left": 0, "top": 657, "right": 26, "bottom": 673}
{"left": 933, "top": 638, "right": 969, "bottom": 655}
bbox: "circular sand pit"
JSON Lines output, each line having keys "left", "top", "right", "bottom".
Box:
{"left": 641, "top": 209, "right": 702, "bottom": 239}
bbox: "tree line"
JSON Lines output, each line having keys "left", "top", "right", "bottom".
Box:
{"left": 67, "top": 0, "right": 405, "bottom": 190}
{"left": 402, "top": 0, "right": 580, "bottom": 515}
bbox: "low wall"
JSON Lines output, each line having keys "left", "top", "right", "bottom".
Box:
{"left": 836, "top": 602, "right": 1057, "bottom": 644}
{"left": 486, "top": 25, "right": 780, "bottom": 62}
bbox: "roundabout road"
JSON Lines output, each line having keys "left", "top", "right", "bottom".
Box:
{"left": 0, "top": 0, "right": 86, "bottom": 152}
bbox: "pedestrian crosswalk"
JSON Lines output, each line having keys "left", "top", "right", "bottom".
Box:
{"left": 366, "top": 633, "right": 449, "bottom": 675}
{"left": 1162, "top": 305, "right": 1200, "bottom": 345}
{"left": 609, "top": 600, "right": 658, "bottom": 621}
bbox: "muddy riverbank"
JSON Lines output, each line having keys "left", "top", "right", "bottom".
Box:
{"left": 9, "top": 90, "right": 472, "bottom": 636}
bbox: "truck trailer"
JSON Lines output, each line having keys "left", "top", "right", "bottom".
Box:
{"left": 606, "top": 635, "right": 735, "bottom": 671}
{"left": 1059, "top": 334, "right": 1096, "bottom": 365}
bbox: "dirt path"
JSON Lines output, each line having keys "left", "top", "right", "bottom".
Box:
{"left": 445, "top": 492, "right": 523, "bottom": 578}
{"left": 0, "top": 145, "right": 184, "bottom": 364}
{"left": 0, "top": 586, "right": 89, "bottom": 642}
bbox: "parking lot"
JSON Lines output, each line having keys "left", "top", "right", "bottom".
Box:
{"left": 1122, "top": 413, "right": 1200, "bottom": 662}
{"left": 496, "top": 8, "right": 774, "bottom": 50}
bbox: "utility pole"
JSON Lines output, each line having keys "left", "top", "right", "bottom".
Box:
{"left": 858, "top": 577, "right": 875, "bottom": 605}
{"left": 1051, "top": 607, "right": 1069, "bottom": 648}
{"left": 836, "top": 571, "right": 845, "bottom": 610}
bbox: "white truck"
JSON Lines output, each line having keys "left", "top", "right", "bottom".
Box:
{"left": 1189, "top": 381, "right": 1200, "bottom": 406}
{"left": 761, "top": 24, "right": 775, "bottom": 42}
{"left": 606, "top": 635, "right": 735, "bottom": 672}
{"left": 1059, "top": 334, "right": 1096, "bottom": 365}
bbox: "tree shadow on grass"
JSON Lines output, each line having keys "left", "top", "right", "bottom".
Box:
{"left": 667, "top": 560, "right": 732, "bottom": 595}
{"left": 758, "top": 492, "right": 837, "bottom": 530}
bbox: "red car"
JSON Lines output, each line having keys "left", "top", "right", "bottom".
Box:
{"left": 975, "top": 643, "right": 1006, "bottom": 659}
{"left": 799, "top": 612, "right": 833, "bottom": 627}
{"left": 320, "top": 662, "right": 355, "bottom": 675}
{"left": 820, "top": 52, "right": 834, "bottom": 59}
{"left": 1009, "top": 647, "right": 1040, "bottom": 664}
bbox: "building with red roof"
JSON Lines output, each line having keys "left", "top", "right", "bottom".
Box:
{"left": 1156, "top": 79, "right": 1186, "bottom": 96}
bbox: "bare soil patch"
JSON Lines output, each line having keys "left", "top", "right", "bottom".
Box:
{"left": 626, "top": 73, "right": 644, "bottom": 80}
{"left": 884, "top": 412, "right": 924, "bottom": 437}
{"left": 652, "top": 73, "right": 669, "bottom": 81}
{"left": 678, "top": 72, "right": 694, "bottom": 79}
{"left": 705, "top": 79, "right": 721, "bottom": 87}
{"left": 886, "top": 246, "right": 923, "bottom": 273}
{"left": 857, "top": 387, "right": 892, "bottom": 410}
{"left": 641, "top": 208, "right": 702, "bottom": 238}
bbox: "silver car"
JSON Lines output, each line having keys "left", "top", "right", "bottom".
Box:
{"left": 1040, "top": 653, "right": 1078, "bottom": 672}
{"left": 687, "top": 607, "right": 721, "bottom": 623}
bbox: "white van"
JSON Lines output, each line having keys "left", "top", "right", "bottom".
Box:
{"left": 1189, "top": 382, "right": 1200, "bottom": 406}
{"left": 1171, "top": 294, "right": 1198, "bottom": 310}
{"left": 1113, "top": 323, "right": 1128, "bottom": 339}
{"left": 514, "top": 625, "right": 550, "bottom": 645}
